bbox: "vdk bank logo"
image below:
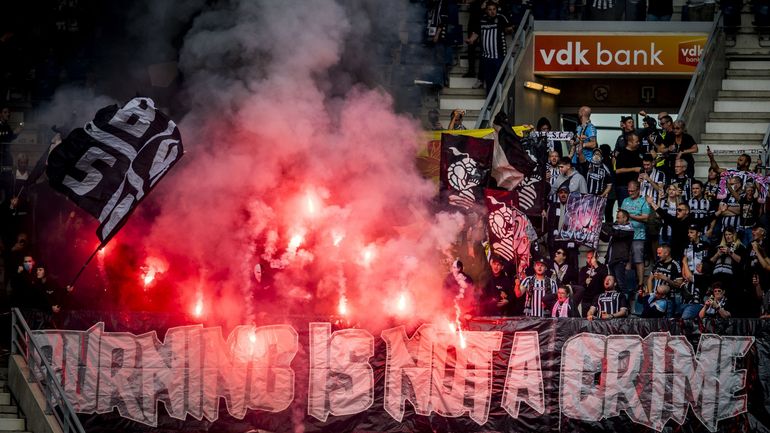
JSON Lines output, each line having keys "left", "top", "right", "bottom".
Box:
{"left": 678, "top": 39, "right": 703, "bottom": 66}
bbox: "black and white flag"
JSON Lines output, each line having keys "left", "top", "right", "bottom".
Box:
{"left": 47, "top": 97, "right": 183, "bottom": 243}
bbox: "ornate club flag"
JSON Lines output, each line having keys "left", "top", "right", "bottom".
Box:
{"left": 485, "top": 189, "right": 536, "bottom": 277}
{"left": 557, "top": 193, "right": 607, "bottom": 249}
{"left": 440, "top": 133, "right": 493, "bottom": 210}
{"left": 510, "top": 132, "right": 550, "bottom": 215}
{"left": 47, "top": 97, "right": 184, "bottom": 243}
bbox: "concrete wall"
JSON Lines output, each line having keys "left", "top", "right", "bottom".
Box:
{"left": 514, "top": 40, "right": 558, "bottom": 127}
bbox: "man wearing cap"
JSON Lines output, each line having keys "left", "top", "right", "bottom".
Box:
{"left": 519, "top": 257, "right": 557, "bottom": 317}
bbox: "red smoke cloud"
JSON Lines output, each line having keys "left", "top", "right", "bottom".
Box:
{"left": 113, "top": 0, "right": 467, "bottom": 330}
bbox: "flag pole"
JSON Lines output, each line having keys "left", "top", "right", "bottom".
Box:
{"left": 67, "top": 242, "right": 104, "bottom": 289}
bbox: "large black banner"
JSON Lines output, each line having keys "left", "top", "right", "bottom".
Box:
{"left": 25, "top": 311, "right": 770, "bottom": 433}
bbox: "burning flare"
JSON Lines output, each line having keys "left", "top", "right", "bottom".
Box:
{"left": 338, "top": 295, "right": 348, "bottom": 316}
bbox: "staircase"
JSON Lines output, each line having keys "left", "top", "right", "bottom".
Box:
{"left": 699, "top": 59, "right": 770, "bottom": 178}
{"left": 0, "top": 353, "right": 29, "bottom": 433}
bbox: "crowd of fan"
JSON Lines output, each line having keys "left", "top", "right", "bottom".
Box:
{"left": 445, "top": 106, "right": 770, "bottom": 321}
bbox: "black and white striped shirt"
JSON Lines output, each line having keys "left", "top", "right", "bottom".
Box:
{"left": 592, "top": 0, "right": 616, "bottom": 9}
{"left": 521, "top": 276, "right": 557, "bottom": 317}
{"left": 640, "top": 168, "right": 666, "bottom": 203}
{"left": 479, "top": 14, "right": 509, "bottom": 59}
{"left": 548, "top": 165, "right": 560, "bottom": 203}
{"left": 659, "top": 199, "right": 678, "bottom": 240}
{"left": 688, "top": 197, "right": 713, "bottom": 222}
{"left": 586, "top": 163, "right": 613, "bottom": 196}
{"left": 720, "top": 194, "right": 743, "bottom": 230}
{"left": 595, "top": 291, "right": 628, "bottom": 316}
{"left": 651, "top": 259, "right": 682, "bottom": 292}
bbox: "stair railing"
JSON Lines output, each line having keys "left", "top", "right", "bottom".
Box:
{"left": 10, "top": 308, "right": 85, "bottom": 433}
{"left": 676, "top": 12, "right": 725, "bottom": 142}
{"left": 474, "top": 10, "right": 534, "bottom": 129}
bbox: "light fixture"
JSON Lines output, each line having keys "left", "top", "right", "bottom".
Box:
{"left": 524, "top": 81, "right": 544, "bottom": 91}
{"left": 543, "top": 86, "right": 561, "bottom": 95}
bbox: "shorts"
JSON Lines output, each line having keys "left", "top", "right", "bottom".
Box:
{"left": 631, "top": 240, "right": 645, "bottom": 264}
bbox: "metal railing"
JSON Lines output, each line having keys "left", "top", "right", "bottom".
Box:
{"left": 676, "top": 12, "right": 725, "bottom": 142}
{"left": 10, "top": 308, "right": 85, "bottom": 433}
{"left": 474, "top": 10, "right": 534, "bottom": 129}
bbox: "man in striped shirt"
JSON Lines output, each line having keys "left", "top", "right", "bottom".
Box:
{"left": 578, "top": 149, "right": 613, "bottom": 197}
{"left": 467, "top": 1, "right": 512, "bottom": 93}
{"left": 689, "top": 180, "right": 716, "bottom": 240}
{"left": 546, "top": 150, "right": 561, "bottom": 204}
{"left": 647, "top": 244, "right": 683, "bottom": 317}
{"left": 587, "top": 275, "right": 628, "bottom": 320}
{"left": 519, "top": 258, "right": 558, "bottom": 317}
{"left": 682, "top": 225, "right": 707, "bottom": 319}
{"left": 639, "top": 155, "right": 666, "bottom": 203}
{"left": 716, "top": 176, "right": 744, "bottom": 238}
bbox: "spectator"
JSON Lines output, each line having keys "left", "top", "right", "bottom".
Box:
{"left": 480, "top": 254, "right": 517, "bottom": 316}
{"left": 613, "top": 115, "right": 638, "bottom": 154}
{"left": 467, "top": 1, "right": 513, "bottom": 94}
{"left": 578, "top": 249, "right": 609, "bottom": 315}
{"left": 570, "top": 106, "right": 597, "bottom": 165}
{"left": 448, "top": 109, "right": 467, "bottom": 130}
{"left": 715, "top": 176, "right": 744, "bottom": 240}
{"left": 549, "top": 246, "right": 579, "bottom": 287}
{"left": 646, "top": 195, "right": 702, "bottom": 258}
{"left": 658, "top": 114, "right": 674, "bottom": 141}
{"left": 639, "top": 116, "right": 661, "bottom": 156}
{"left": 662, "top": 119, "right": 698, "bottom": 178}
{"left": 545, "top": 150, "right": 561, "bottom": 203}
{"left": 615, "top": 132, "right": 643, "bottom": 205}
{"left": 578, "top": 148, "right": 613, "bottom": 198}
{"left": 738, "top": 182, "right": 761, "bottom": 246}
{"left": 686, "top": 0, "right": 717, "bottom": 21}
{"left": 668, "top": 159, "right": 693, "bottom": 201}
{"left": 428, "top": 109, "right": 444, "bottom": 130}
{"left": 551, "top": 285, "right": 580, "bottom": 318}
{"left": 709, "top": 226, "right": 746, "bottom": 293}
{"left": 585, "top": 0, "right": 624, "bottom": 20}
{"left": 551, "top": 156, "right": 588, "bottom": 195}
{"left": 639, "top": 154, "right": 666, "bottom": 203}
{"left": 621, "top": 180, "right": 650, "bottom": 289}
{"left": 707, "top": 147, "right": 752, "bottom": 174}
{"left": 600, "top": 208, "right": 635, "bottom": 296}
{"left": 681, "top": 224, "right": 708, "bottom": 319}
{"left": 646, "top": 244, "right": 682, "bottom": 316}
{"left": 599, "top": 144, "right": 617, "bottom": 222}
{"left": 10, "top": 255, "right": 47, "bottom": 314}
{"left": 519, "top": 257, "right": 558, "bottom": 317}
{"left": 656, "top": 184, "right": 682, "bottom": 247}
{"left": 704, "top": 167, "right": 721, "bottom": 203}
{"left": 637, "top": 283, "right": 670, "bottom": 318}
{"left": 547, "top": 186, "right": 571, "bottom": 255}
{"left": 464, "top": 0, "right": 483, "bottom": 83}
{"left": 699, "top": 282, "right": 732, "bottom": 318}
{"left": 689, "top": 180, "right": 716, "bottom": 231}
{"left": 587, "top": 275, "right": 629, "bottom": 320}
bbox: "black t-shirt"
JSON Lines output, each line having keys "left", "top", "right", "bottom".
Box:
{"left": 663, "top": 133, "right": 696, "bottom": 173}
{"left": 615, "top": 147, "right": 643, "bottom": 187}
{"left": 481, "top": 272, "right": 515, "bottom": 316}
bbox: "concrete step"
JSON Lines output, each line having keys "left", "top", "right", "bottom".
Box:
{"left": 0, "top": 407, "right": 16, "bottom": 415}
{"left": 722, "top": 79, "right": 770, "bottom": 91}
{"left": 726, "top": 69, "right": 770, "bottom": 78}
{"left": 439, "top": 96, "right": 486, "bottom": 111}
{"left": 729, "top": 60, "right": 770, "bottom": 69}
{"left": 0, "top": 417, "right": 25, "bottom": 430}
{"left": 0, "top": 395, "right": 10, "bottom": 407}
{"left": 705, "top": 121, "right": 770, "bottom": 134}
{"left": 714, "top": 100, "right": 770, "bottom": 112}
{"left": 717, "top": 90, "right": 770, "bottom": 99}
{"left": 440, "top": 87, "right": 487, "bottom": 98}
{"left": 700, "top": 132, "right": 766, "bottom": 141}
{"left": 448, "top": 75, "right": 480, "bottom": 88}
{"left": 708, "top": 112, "right": 770, "bottom": 121}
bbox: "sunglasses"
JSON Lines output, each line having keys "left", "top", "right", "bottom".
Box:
{"left": 555, "top": 251, "right": 565, "bottom": 256}
{"left": 676, "top": 208, "right": 687, "bottom": 212}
